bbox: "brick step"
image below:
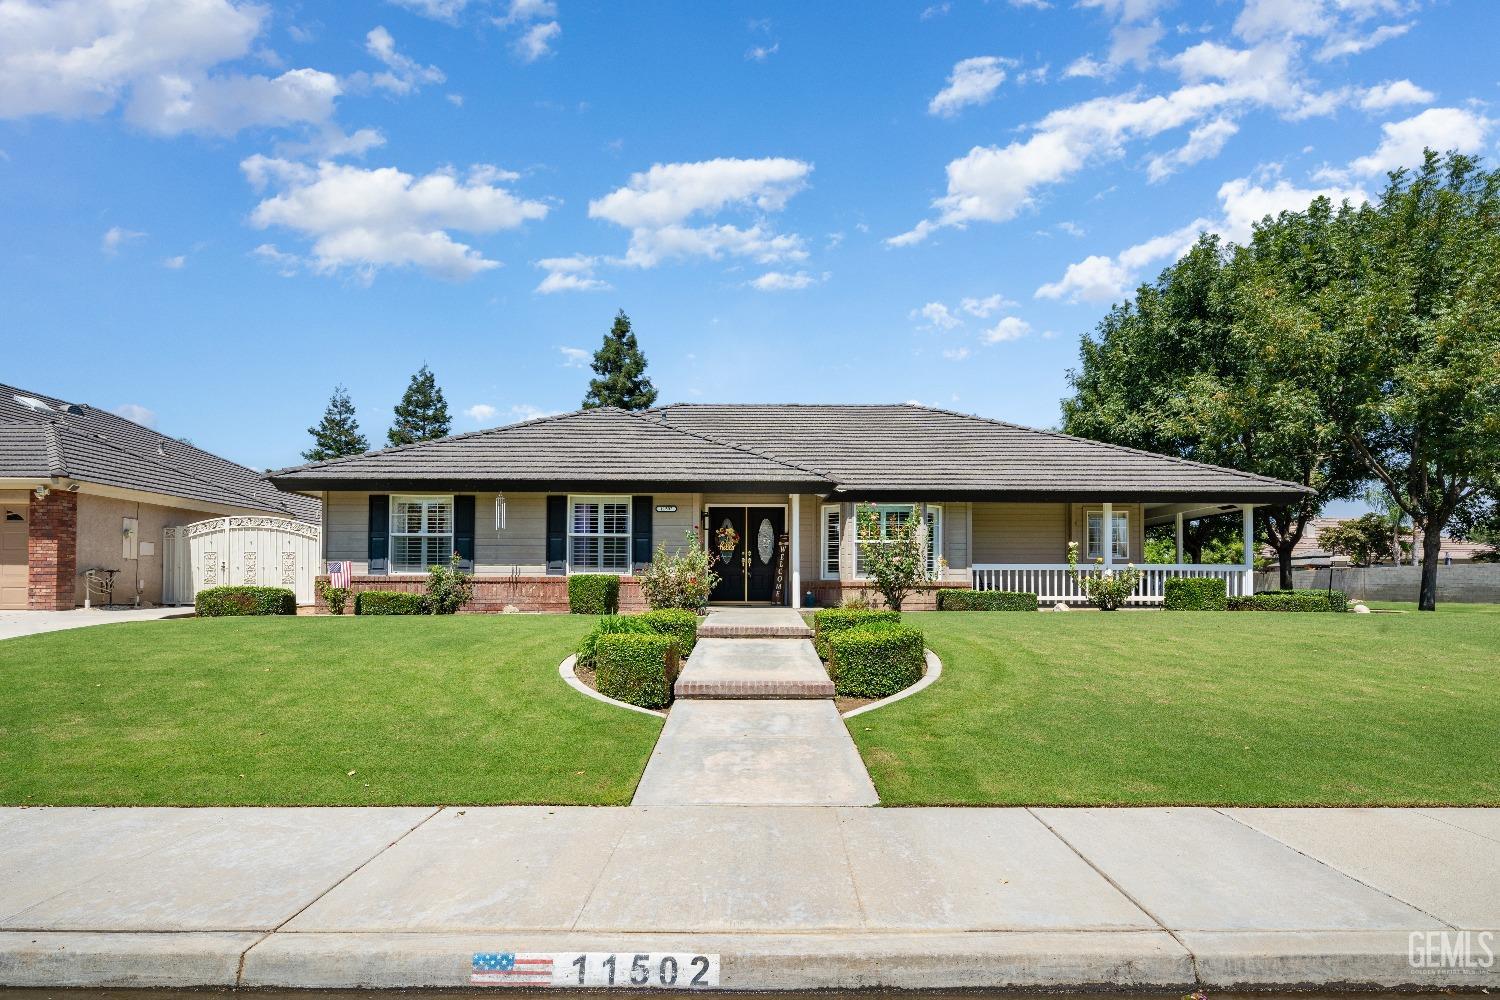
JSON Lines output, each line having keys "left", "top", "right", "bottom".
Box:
{"left": 674, "top": 637, "right": 833, "bottom": 700}
{"left": 675, "top": 675, "right": 835, "bottom": 699}
{"left": 695, "top": 622, "right": 814, "bottom": 639}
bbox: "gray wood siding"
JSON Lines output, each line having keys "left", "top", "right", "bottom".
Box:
{"left": 325, "top": 491, "right": 374, "bottom": 574}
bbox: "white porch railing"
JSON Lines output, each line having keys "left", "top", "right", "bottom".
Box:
{"left": 970, "top": 563, "right": 1249, "bottom": 605}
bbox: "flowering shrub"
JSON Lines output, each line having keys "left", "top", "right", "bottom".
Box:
{"left": 855, "top": 504, "right": 938, "bottom": 611}
{"left": 425, "top": 552, "right": 474, "bottom": 614}
{"left": 638, "top": 529, "right": 719, "bottom": 612}
{"left": 1067, "top": 541, "right": 1141, "bottom": 610}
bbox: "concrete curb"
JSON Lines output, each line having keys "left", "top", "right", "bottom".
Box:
{"left": 558, "top": 655, "right": 668, "bottom": 718}
{"left": 842, "top": 648, "right": 942, "bottom": 719}
{"left": 0, "top": 931, "right": 257, "bottom": 987}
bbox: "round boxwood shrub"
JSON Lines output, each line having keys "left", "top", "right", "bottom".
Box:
{"left": 935, "top": 589, "right": 1038, "bottom": 611}
{"left": 354, "top": 590, "right": 428, "bottom": 615}
{"left": 639, "top": 608, "right": 699, "bottom": 659}
{"left": 812, "top": 607, "right": 901, "bottom": 659}
{"left": 595, "top": 632, "right": 674, "bottom": 708}
{"left": 827, "top": 623, "right": 926, "bottom": 698}
{"left": 575, "top": 614, "right": 657, "bottom": 670}
{"left": 568, "top": 574, "right": 620, "bottom": 614}
{"left": 195, "top": 586, "right": 295, "bottom": 617}
{"left": 1162, "top": 577, "right": 1228, "bottom": 611}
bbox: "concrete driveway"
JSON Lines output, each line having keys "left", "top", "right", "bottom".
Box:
{"left": 0, "top": 607, "right": 191, "bottom": 641}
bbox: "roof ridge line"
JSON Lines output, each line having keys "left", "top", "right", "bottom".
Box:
{"left": 900, "top": 402, "right": 1309, "bottom": 492}
{"left": 57, "top": 424, "right": 295, "bottom": 515}
{"left": 265, "top": 407, "right": 605, "bottom": 477}
{"left": 625, "top": 410, "right": 835, "bottom": 481}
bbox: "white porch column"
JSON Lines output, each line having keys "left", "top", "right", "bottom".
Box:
{"left": 1241, "top": 504, "right": 1256, "bottom": 595}
{"left": 789, "top": 493, "right": 802, "bottom": 609}
{"left": 1174, "top": 512, "right": 1184, "bottom": 564}
{"left": 1101, "top": 502, "right": 1114, "bottom": 571}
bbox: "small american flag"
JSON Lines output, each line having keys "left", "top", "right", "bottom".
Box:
{"left": 471, "top": 952, "right": 554, "bottom": 986}
{"left": 327, "top": 561, "right": 351, "bottom": 588}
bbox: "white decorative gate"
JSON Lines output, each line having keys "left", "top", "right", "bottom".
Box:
{"left": 162, "top": 516, "right": 321, "bottom": 606}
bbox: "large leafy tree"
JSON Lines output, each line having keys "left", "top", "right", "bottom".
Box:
{"left": 582, "top": 310, "right": 658, "bottom": 410}
{"left": 387, "top": 364, "right": 452, "bottom": 446}
{"left": 1249, "top": 151, "right": 1500, "bottom": 610}
{"left": 1062, "top": 235, "right": 1362, "bottom": 588}
{"left": 303, "top": 384, "right": 370, "bottom": 461}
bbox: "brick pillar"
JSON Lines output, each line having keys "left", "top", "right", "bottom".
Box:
{"left": 29, "top": 490, "right": 78, "bottom": 610}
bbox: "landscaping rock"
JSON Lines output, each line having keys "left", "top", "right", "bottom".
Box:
{"left": 1353, "top": 603, "right": 1372, "bottom": 614}
{"left": 1054, "top": 602, "right": 1071, "bottom": 612}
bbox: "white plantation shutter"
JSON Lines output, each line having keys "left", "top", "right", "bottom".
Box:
{"left": 821, "top": 505, "right": 840, "bottom": 579}
{"left": 390, "top": 496, "right": 454, "bottom": 574}
{"left": 569, "top": 497, "right": 631, "bottom": 572}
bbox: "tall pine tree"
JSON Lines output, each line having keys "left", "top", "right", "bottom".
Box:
{"left": 582, "top": 310, "right": 658, "bottom": 410}
{"left": 303, "top": 385, "right": 369, "bottom": 461}
{"left": 387, "top": 364, "right": 452, "bottom": 446}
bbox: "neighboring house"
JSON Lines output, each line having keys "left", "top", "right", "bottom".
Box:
{"left": 1267, "top": 516, "right": 1488, "bottom": 567}
{"left": 268, "top": 404, "right": 1309, "bottom": 609}
{"left": 1, "top": 384, "right": 318, "bottom": 610}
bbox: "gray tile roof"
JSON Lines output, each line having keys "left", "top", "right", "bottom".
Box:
{"left": 0, "top": 384, "right": 319, "bottom": 520}
{"left": 269, "top": 402, "right": 1310, "bottom": 503}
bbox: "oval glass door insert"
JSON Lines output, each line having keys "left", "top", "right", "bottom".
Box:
{"left": 756, "top": 518, "right": 775, "bottom": 564}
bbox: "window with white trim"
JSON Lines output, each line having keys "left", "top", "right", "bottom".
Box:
{"left": 391, "top": 495, "right": 454, "bottom": 574}
{"left": 569, "top": 496, "right": 631, "bottom": 573}
{"left": 820, "top": 505, "right": 841, "bottom": 579}
{"left": 854, "top": 504, "right": 942, "bottom": 577}
{"left": 1086, "top": 509, "right": 1130, "bottom": 560}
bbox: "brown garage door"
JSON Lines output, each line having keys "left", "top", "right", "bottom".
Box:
{"left": 1, "top": 504, "right": 27, "bottom": 610}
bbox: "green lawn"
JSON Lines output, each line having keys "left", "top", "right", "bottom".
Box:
{"left": 852, "top": 609, "right": 1500, "bottom": 806}
{"left": 1, "top": 616, "right": 663, "bottom": 806}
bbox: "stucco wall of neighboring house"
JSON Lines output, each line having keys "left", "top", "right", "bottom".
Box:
{"left": 73, "top": 494, "right": 223, "bottom": 606}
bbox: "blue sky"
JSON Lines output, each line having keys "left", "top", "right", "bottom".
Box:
{"left": 2, "top": 0, "right": 1494, "bottom": 481}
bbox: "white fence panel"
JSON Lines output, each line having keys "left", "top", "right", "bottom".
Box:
{"left": 971, "top": 563, "right": 1247, "bottom": 605}
{"left": 162, "top": 516, "right": 321, "bottom": 606}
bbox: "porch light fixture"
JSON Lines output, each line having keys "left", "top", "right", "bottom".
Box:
{"left": 34, "top": 484, "right": 49, "bottom": 499}
{"left": 495, "top": 493, "right": 507, "bottom": 531}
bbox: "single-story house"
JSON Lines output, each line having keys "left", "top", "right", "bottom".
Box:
{"left": 1265, "top": 516, "right": 1491, "bottom": 568}
{"left": 267, "top": 403, "right": 1309, "bottom": 610}
{"left": 1, "top": 384, "right": 319, "bottom": 610}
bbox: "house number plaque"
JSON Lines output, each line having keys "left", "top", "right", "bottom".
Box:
{"left": 654, "top": 505, "right": 677, "bottom": 513}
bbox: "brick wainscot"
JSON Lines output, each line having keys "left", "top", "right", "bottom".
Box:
{"left": 28, "top": 489, "right": 78, "bottom": 611}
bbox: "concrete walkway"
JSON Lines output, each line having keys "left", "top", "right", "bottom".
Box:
{"left": 0, "top": 607, "right": 190, "bottom": 641}
{"left": 1, "top": 805, "right": 1496, "bottom": 990}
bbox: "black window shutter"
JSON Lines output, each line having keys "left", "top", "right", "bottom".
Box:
{"left": 632, "top": 496, "right": 653, "bottom": 565}
{"left": 368, "top": 494, "right": 389, "bottom": 575}
{"left": 546, "top": 495, "right": 567, "bottom": 574}
{"left": 454, "top": 495, "right": 475, "bottom": 570}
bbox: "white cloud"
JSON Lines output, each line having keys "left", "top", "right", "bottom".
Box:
{"left": 750, "top": 269, "right": 823, "bottom": 291}
{"left": 911, "top": 301, "right": 963, "bottom": 330}
{"left": 0, "top": 0, "right": 349, "bottom": 136}
{"left": 494, "top": 0, "right": 557, "bottom": 27}
{"left": 929, "top": 56, "right": 1012, "bottom": 118}
{"left": 982, "top": 316, "right": 1032, "bottom": 343}
{"left": 111, "top": 403, "right": 156, "bottom": 427}
{"left": 464, "top": 403, "right": 498, "bottom": 422}
{"left": 251, "top": 242, "right": 301, "bottom": 276}
{"left": 1316, "top": 22, "right": 1410, "bottom": 61}
{"left": 243, "top": 157, "right": 549, "bottom": 280}
{"left": 1344, "top": 107, "right": 1493, "bottom": 177}
{"left": 509, "top": 403, "right": 558, "bottom": 421}
{"left": 386, "top": 0, "right": 473, "bottom": 22}
{"left": 960, "top": 293, "right": 1016, "bottom": 317}
{"left": 362, "top": 26, "right": 444, "bottom": 95}
{"left": 163, "top": 254, "right": 186, "bottom": 268}
{"left": 1056, "top": 220, "right": 1086, "bottom": 237}
{"left": 535, "top": 255, "right": 611, "bottom": 293}
{"left": 559, "top": 346, "right": 590, "bottom": 368}
{"left": 515, "top": 20, "right": 561, "bottom": 61}
{"left": 1359, "top": 79, "right": 1434, "bottom": 111}
{"left": 1215, "top": 177, "right": 1366, "bottom": 243}
{"left": 941, "top": 347, "right": 971, "bottom": 361}
{"left": 101, "top": 226, "right": 144, "bottom": 254}
{"left": 276, "top": 126, "right": 388, "bottom": 160}
{"left": 746, "top": 42, "right": 779, "bottom": 62}
{"left": 1035, "top": 254, "right": 1132, "bottom": 304}
{"left": 589, "top": 157, "right": 813, "bottom": 268}
{"left": 1145, "top": 116, "right": 1239, "bottom": 182}
{"left": 1064, "top": 56, "right": 1105, "bottom": 79}
{"left": 920, "top": 3, "right": 950, "bottom": 19}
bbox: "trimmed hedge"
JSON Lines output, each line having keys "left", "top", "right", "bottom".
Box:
{"left": 569, "top": 574, "right": 620, "bottom": 614}
{"left": 576, "top": 614, "right": 656, "bottom": 671}
{"left": 1228, "top": 590, "right": 1349, "bottom": 613}
{"left": 812, "top": 608, "right": 901, "bottom": 659}
{"left": 827, "top": 624, "right": 926, "bottom": 698}
{"left": 195, "top": 586, "right": 295, "bottom": 617}
{"left": 1163, "top": 577, "right": 1228, "bottom": 611}
{"left": 639, "top": 608, "right": 699, "bottom": 659}
{"left": 595, "top": 632, "right": 674, "bottom": 709}
{"left": 936, "top": 589, "right": 1038, "bottom": 611}
{"left": 354, "top": 590, "right": 427, "bottom": 615}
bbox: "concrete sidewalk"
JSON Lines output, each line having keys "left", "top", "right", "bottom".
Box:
{"left": 1, "top": 805, "right": 1496, "bottom": 990}
{"left": 0, "top": 607, "right": 191, "bottom": 641}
